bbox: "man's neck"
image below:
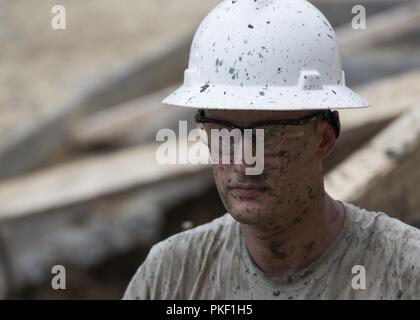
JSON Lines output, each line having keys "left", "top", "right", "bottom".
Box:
{"left": 240, "top": 191, "right": 345, "bottom": 277}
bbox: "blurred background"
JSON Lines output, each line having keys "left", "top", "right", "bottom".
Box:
{"left": 0, "top": 0, "right": 419, "bottom": 299}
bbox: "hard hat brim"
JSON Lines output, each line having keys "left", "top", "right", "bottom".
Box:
{"left": 162, "top": 84, "right": 369, "bottom": 110}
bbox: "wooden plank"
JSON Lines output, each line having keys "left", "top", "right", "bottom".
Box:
{"left": 69, "top": 86, "right": 195, "bottom": 148}
{"left": 0, "top": 140, "right": 213, "bottom": 294}
{"left": 356, "top": 144, "right": 420, "bottom": 225}
{"left": 0, "top": 143, "right": 210, "bottom": 221}
{"left": 0, "top": 0, "right": 219, "bottom": 180}
{"left": 0, "top": 30, "right": 191, "bottom": 180}
{"left": 325, "top": 104, "right": 420, "bottom": 205}
{"left": 340, "top": 69, "right": 420, "bottom": 130}
{"left": 323, "top": 69, "right": 420, "bottom": 170}
{"left": 0, "top": 168, "right": 214, "bottom": 296}
{"left": 337, "top": 1, "right": 420, "bottom": 54}
{"left": 0, "top": 138, "right": 213, "bottom": 296}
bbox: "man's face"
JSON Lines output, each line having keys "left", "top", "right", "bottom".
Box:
{"left": 206, "top": 109, "right": 328, "bottom": 227}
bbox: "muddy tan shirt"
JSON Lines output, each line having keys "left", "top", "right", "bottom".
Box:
{"left": 123, "top": 202, "right": 420, "bottom": 300}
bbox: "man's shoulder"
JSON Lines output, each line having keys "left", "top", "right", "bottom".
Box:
{"left": 123, "top": 213, "right": 237, "bottom": 299}
{"left": 344, "top": 202, "right": 420, "bottom": 276}
{"left": 344, "top": 201, "right": 420, "bottom": 246}
{"left": 344, "top": 202, "right": 420, "bottom": 296}
{"left": 150, "top": 213, "right": 237, "bottom": 261}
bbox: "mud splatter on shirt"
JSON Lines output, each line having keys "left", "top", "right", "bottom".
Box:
{"left": 123, "top": 202, "right": 420, "bottom": 300}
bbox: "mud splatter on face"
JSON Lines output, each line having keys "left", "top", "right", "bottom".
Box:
{"left": 303, "top": 241, "right": 316, "bottom": 254}
{"left": 293, "top": 217, "right": 302, "bottom": 224}
{"left": 270, "top": 241, "right": 288, "bottom": 260}
{"left": 209, "top": 109, "right": 323, "bottom": 227}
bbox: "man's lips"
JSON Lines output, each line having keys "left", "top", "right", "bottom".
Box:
{"left": 228, "top": 185, "right": 267, "bottom": 197}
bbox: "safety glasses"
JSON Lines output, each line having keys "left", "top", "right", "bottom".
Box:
{"left": 196, "top": 110, "right": 332, "bottom": 130}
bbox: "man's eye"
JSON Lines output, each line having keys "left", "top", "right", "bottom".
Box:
{"left": 282, "top": 126, "right": 306, "bottom": 138}
{"left": 257, "top": 125, "right": 282, "bottom": 137}
{"left": 208, "top": 124, "right": 231, "bottom": 131}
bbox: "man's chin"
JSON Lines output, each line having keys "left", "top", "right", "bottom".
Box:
{"left": 227, "top": 200, "right": 269, "bottom": 225}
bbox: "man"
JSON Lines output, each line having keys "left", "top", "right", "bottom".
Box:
{"left": 124, "top": 0, "right": 420, "bottom": 299}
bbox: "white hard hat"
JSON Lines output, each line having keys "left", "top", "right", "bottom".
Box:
{"left": 163, "top": 0, "right": 369, "bottom": 111}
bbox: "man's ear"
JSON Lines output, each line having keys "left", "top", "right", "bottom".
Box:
{"left": 316, "top": 113, "right": 339, "bottom": 159}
